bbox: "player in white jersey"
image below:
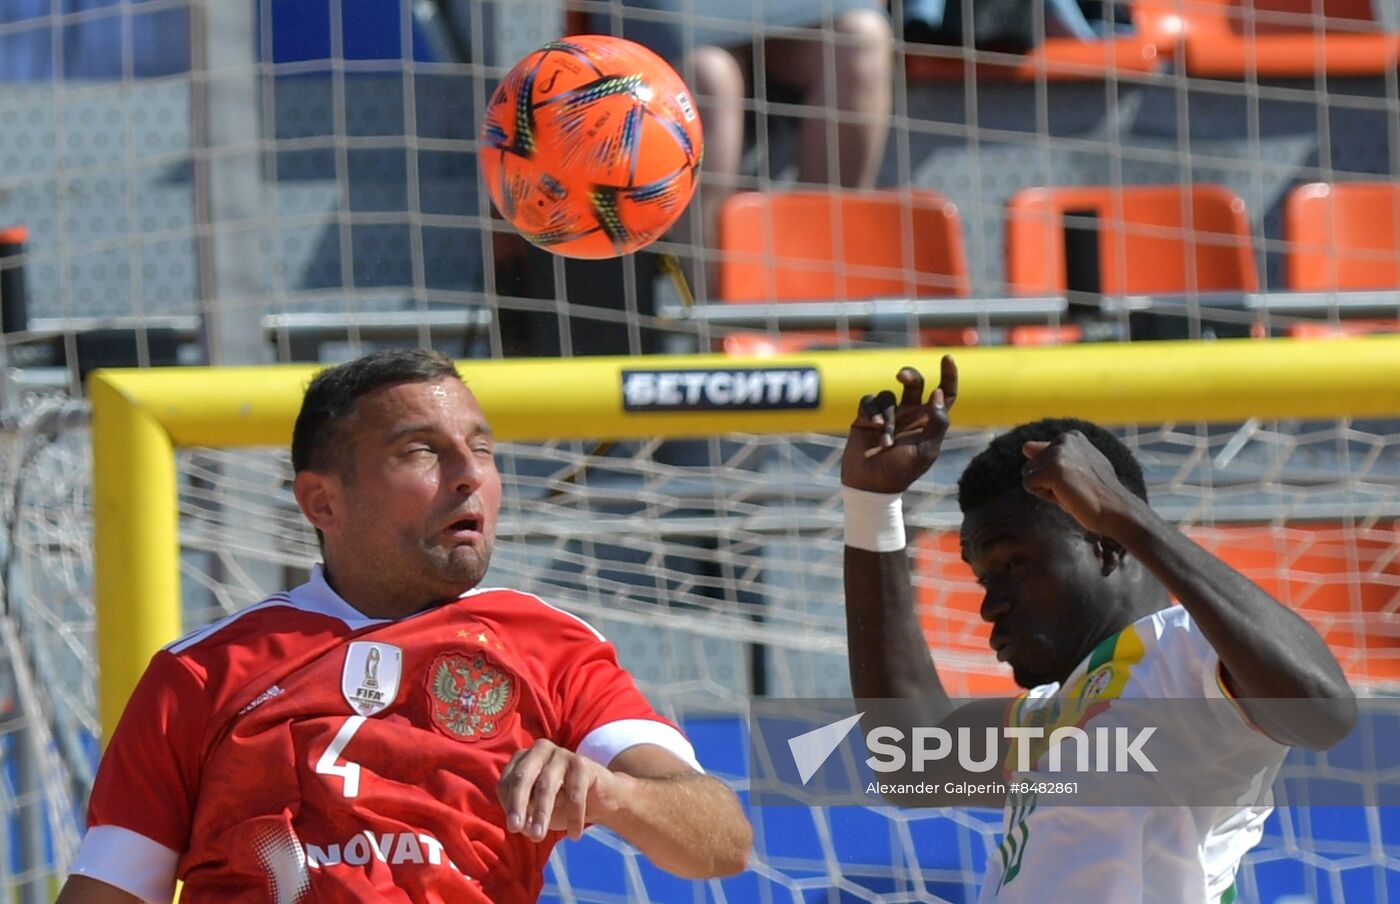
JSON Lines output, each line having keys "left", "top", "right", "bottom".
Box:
{"left": 840, "top": 357, "right": 1357, "bottom": 903}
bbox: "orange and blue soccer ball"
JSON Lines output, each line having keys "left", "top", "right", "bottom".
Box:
{"left": 479, "top": 35, "right": 704, "bottom": 260}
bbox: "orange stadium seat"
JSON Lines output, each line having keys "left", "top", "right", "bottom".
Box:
{"left": 915, "top": 522, "right": 1400, "bottom": 694}
{"left": 1284, "top": 181, "right": 1400, "bottom": 338}
{"left": 720, "top": 327, "right": 983, "bottom": 356}
{"left": 1141, "top": 0, "right": 1400, "bottom": 77}
{"left": 913, "top": 532, "right": 1020, "bottom": 696}
{"left": 1283, "top": 320, "right": 1400, "bottom": 339}
{"left": 1189, "top": 524, "right": 1400, "bottom": 687}
{"left": 716, "top": 189, "right": 972, "bottom": 352}
{"left": 1008, "top": 323, "right": 1086, "bottom": 345}
{"left": 1286, "top": 181, "right": 1400, "bottom": 291}
{"left": 1006, "top": 183, "right": 1258, "bottom": 295}
{"left": 905, "top": 1, "right": 1184, "bottom": 82}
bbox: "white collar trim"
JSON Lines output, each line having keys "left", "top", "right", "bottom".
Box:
{"left": 288, "top": 564, "right": 395, "bottom": 630}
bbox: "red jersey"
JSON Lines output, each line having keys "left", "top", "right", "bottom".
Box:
{"left": 70, "top": 567, "right": 698, "bottom": 903}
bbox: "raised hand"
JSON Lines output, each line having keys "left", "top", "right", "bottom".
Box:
{"left": 841, "top": 356, "right": 958, "bottom": 495}
{"left": 1021, "top": 430, "right": 1142, "bottom": 538}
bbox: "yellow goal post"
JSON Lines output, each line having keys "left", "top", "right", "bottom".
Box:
{"left": 89, "top": 336, "right": 1400, "bottom": 738}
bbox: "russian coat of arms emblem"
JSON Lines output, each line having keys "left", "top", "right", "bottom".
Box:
{"left": 427, "top": 651, "right": 518, "bottom": 740}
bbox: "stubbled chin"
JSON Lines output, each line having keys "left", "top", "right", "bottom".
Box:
{"left": 436, "top": 543, "right": 492, "bottom": 584}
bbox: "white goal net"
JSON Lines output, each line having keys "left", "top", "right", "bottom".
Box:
{"left": 3, "top": 378, "right": 1397, "bottom": 901}
{"left": 4, "top": 0, "right": 1400, "bottom": 898}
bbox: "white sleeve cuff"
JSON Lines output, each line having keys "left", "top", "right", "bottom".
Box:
{"left": 842, "top": 485, "right": 906, "bottom": 553}
{"left": 577, "top": 719, "right": 703, "bottom": 773}
{"left": 70, "top": 825, "right": 179, "bottom": 903}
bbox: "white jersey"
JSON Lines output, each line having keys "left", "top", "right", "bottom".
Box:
{"left": 980, "top": 606, "right": 1288, "bottom": 904}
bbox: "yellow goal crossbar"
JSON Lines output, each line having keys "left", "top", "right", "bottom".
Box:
{"left": 89, "top": 337, "right": 1400, "bottom": 737}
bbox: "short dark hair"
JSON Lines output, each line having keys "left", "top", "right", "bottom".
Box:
{"left": 292, "top": 348, "right": 462, "bottom": 475}
{"left": 957, "top": 417, "right": 1148, "bottom": 516}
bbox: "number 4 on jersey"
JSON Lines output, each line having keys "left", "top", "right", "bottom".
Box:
{"left": 316, "top": 715, "right": 367, "bottom": 798}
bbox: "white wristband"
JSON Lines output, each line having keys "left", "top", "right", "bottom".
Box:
{"left": 842, "top": 485, "right": 906, "bottom": 553}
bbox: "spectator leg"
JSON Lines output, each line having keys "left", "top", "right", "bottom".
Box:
{"left": 684, "top": 45, "right": 746, "bottom": 292}
{"left": 769, "top": 8, "right": 893, "bottom": 189}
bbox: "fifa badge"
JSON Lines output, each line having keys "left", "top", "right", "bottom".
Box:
{"left": 342, "top": 641, "right": 403, "bottom": 716}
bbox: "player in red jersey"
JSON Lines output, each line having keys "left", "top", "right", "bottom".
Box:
{"left": 58, "top": 349, "right": 752, "bottom": 903}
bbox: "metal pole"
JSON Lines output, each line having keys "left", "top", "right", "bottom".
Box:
{"left": 190, "top": 0, "right": 280, "bottom": 626}
{"left": 1, "top": 608, "right": 49, "bottom": 904}
{"left": 16, "top": 707, "right": 47, "bottom": 904}
{"left": 0, "top": 226, "right": 29, "bottom": 415}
